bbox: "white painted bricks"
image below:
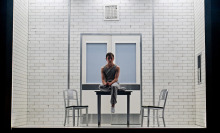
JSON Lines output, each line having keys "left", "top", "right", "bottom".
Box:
{"left": 10, "top": 0, "right": 205, "bottom": 127}
{"left": 12, "top": 0, "right": 29, "bottom": 127}
{"left": 194, "top": 0, "right": 206, "bottom": 127}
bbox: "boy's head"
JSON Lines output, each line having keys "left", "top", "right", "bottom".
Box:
{"left": 106, "top": 52, "right": 114, "bottom": 64}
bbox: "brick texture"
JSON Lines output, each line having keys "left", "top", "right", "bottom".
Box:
{"left": 194, "top": 0, "right": 206, "bottom": 127}
{"left": 153, "top": 0, "right": 196, "bottom": 126}
{"left": 12, "top": 0, "right": 29, "bottom": 127}
{"left": 17, "top": 0, "right": 206, "bottom": 127}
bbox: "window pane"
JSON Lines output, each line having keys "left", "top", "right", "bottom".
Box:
{"left": 115, "top": 43, "right": 136, "bottom": 83}
{"left": 86, "top": 43, "right": 107, "bottom": 83}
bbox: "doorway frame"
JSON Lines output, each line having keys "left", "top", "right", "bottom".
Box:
{"left": 80, "top": 33, "right": 143, "bottom": 108}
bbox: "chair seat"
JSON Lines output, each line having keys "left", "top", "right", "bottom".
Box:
{"left": 142, "top": 106, "right": 164, "bottom": 109}
{"left": 66, "top": 105, "right": 88, "bottom": 109}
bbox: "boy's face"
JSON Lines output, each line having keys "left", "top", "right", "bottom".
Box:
{"left": 106, "top": 55, "right": 114, "bottom": 64}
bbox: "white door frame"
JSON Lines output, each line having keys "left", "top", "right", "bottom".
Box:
{"left": 80, "top": 33, "right": 143, "bottom": 112}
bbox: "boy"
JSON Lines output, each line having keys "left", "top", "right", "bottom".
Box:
{"left": 99, "top": 52, "right": 120, "bottom": 113}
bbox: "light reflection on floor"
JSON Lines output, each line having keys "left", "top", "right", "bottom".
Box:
{"left": 13, "top": 124, "right": 204, "bottom": 128}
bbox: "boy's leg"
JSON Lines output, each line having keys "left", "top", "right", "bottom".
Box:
{"left": 99, "top": 84, "right": 110, "bottom": 92}
{"left": 110, "top": 82, "right": 120, "bottom": 105}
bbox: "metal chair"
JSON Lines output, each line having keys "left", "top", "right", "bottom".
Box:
{"left": 141, "top": 89, "right": 168, "bottom": 127}
{"left": 63, "top": 89, "right": 88, "bottom": 126}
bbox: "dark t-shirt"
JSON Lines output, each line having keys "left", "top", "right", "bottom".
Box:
{"left": 103, "top": 64, "right": 117, "bottom": 82}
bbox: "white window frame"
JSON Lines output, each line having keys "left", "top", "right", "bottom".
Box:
{"left": 81, "top": 34, "right": 141, "bottom": 114}
{"left": 82, "top": 35, "right": 140, "bottom": 85}
{"left": 82, "top": 35, "right": 112, "bottom": 84}
{"left": 112, "top": 35, "right": 140, "bottom": 84}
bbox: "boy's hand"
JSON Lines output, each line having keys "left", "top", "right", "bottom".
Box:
{"left": 105, "top": 82, "right": 109, "bottom": 86}
{"left": 105, "top": 82, "right": 112, "bottom": 87}
{"left": 107, "top": 82, "right": 113, "bottom": 86}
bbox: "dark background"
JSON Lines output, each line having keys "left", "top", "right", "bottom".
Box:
{"left": 1, "top": 0, "right": 219, "bottom": 132}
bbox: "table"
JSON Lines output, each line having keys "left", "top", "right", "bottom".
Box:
{"left": 95, "top": 91, "right": 132, "bottom": 127}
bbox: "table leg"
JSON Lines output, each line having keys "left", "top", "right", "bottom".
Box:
{"left": 147, "top": 108, "right": 150, "bottom": 127}
{"left": 127, "top": 94, "right": 130, "bottom": 127}
{"left": 86, "top": 107, "right": 88, "bottom": 126}
{"left": 73, "top": 108, "right": 75, "bottom": 127}
{"left": 97, "top": 95, "right": 101, "bottom": 127}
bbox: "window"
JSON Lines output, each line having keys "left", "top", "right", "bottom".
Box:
{"left": 81, "top": 34, "right": 141, "bottom": 114}
{"left": 82, "top": 35, "right": 140, "bottom": 85}
{"left": 82, "top": 35, "right": 112, "bottom": 84}
{"left": 86, "top": 43, "right": 107, "bottom": 83}
{"left": 115, "top": 43, "right": 136, "bottom": 83}
{"left": 198, "top": 54, "right": 202, "bottom": 84}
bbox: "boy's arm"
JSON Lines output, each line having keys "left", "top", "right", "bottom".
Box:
{"left": 109, "top": 66, "right": 120, "bottom": 86}
{"left": 101, "top": 67, "right": 107, "bottom": 85}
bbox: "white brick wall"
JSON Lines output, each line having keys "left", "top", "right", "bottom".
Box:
{"left": 153, "top": 0, "right": 196, "bottom": 126}
{"left": 12, "top": 0, "right": 29, "bottom": 127}
{"left": 194, "top": 0, "right": 206, "bottom": 127}
{"left": 27, "top": 0, "right": 68, "bottom": 125}
{"left": 25, "top": 0, "right": 205, "bottom": 126}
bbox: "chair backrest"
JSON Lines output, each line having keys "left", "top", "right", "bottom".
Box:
{"left": 158, "top": 89, "right": 168, "bottom": 108}
{"left": 63, "top": 89, "right": 79, "bottom": 108}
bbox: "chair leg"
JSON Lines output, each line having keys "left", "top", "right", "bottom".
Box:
{"left": 141, "top": 107, "right": 144, "bottom": 127}
{"left": 110, "top": 111, "right": 112, "bottom": 125}
{"left": 86, "top": 107, "right": 88, "bottom": 126}
{"left": 77, "top": 109, "right": 79, "bottom": 126}
{"left": 73, "top": 108, "right": 75, "bottom": 127}
{"left": 162, "top": 117, "right": 165, "bottom": 127}
{"left": 162, "top": 110, "right": 165, "bottom": 127}
{"left": 147, "top": 108, "right": 150, "bottom": 127}
{"left": 67, "top": 109, "right": 69, "bottom": 124}
{"left": 64, "top": 109, "right": 67, "bottom": 126}
{"left": 157, "top": 110, "right": 159, "bottom": 127}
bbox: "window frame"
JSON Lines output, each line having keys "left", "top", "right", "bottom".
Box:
{"left": 112, "top": 35, "right": 141, "bottom": 84}
{"left": 82, "top": 35, "right": 112, "bottom": 84}
{"left": 80, "top": 33, "right": 142, "bottom": 113}
{"left": 81, "top": 35, "right": 141, "bottom": 85}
